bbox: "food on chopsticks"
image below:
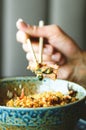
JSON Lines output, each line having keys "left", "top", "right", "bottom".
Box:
{"left": 16, "top": 19, "right": 59, "bottom": 80}
{"left": 6, "top": 88, "right": 78, "bottom": 108}
{"left": 27, "top": 62, "right": 59, "bottom": 80}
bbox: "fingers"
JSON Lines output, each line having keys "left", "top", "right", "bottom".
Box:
{"left": 22, "top": 42, "right": 54, "bottom": 53}
{"left": 16, "top": 19, "right": 70, "bottom": 46}
{"left": 16, "top": 28, "right": 66, "bottom": 65}
{"left": 16, "top": 30, "right": 29, "bottom": 43}
{"left": 16, "top": 19, "right": 28, "bottom": 31}
{"left": 57, "top": 64, "right": 73, "bottom": 80}
{"left": 22, "top": 42, "right": 38, "bottom": 53}
{"left": 16, "top": 19, "right": 61, "bottom": 38}
{"left": 16, "top": 19, "right": 82, "bottom": 60}
{"left": 51, "top": 52, "right": 62, "bottom": 62}
{"left": 26, "top": 50, "right": 66, "bottom": 65}
{"left": 26, "top": 53, "right": 52, "bottom": 62}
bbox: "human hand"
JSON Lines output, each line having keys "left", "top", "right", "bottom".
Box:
{"left": 16, "top": 19, "right": 86, "bottom": 87}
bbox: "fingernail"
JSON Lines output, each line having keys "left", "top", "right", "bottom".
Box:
{"left": 44, "top": 45, "right": 53, "bottom": 54}
{"left": 51, "top": 55, "right": 57, "bottom": 61}
{"left": 16, "top": 18, "right": 23, "bottom": 28}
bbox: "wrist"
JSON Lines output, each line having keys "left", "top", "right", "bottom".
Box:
{"left": 75, "top": 51, "right": 86, "bottom": 88}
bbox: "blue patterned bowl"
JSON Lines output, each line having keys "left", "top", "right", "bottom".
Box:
{"left": 0, "top": 77, "right": 86, "bottom": 130}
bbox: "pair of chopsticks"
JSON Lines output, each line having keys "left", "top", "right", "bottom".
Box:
{"left": 27, "top": 20, "right": 44, "bottom": 65}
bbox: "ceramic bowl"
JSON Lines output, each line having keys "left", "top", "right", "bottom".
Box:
{"left": 0, "top": 77, "right": 86, "bottom": 130}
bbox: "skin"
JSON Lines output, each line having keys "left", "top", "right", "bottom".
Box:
{"left": 16, "top": 19, "right": 86, "bottom": 88}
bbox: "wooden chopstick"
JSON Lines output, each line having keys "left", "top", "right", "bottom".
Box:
{"left": 26, "top": 39, "right": 38, "bottom": 64}
{"left": 26, "top": 20, "right": 44, "bottom": 65}
{"left": 38, "top": 20, "right": 44, "bottom": 63}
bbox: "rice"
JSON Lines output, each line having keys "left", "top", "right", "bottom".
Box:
{"left": 6, "top": 89, "right": 78, "bottom": 108}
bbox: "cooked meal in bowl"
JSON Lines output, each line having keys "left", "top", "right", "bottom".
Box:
{"left": 6, "top": 88, "right": 78, "bottom": 108}
{"left": 0, "top": 77, "right": 86, "bottom": 130}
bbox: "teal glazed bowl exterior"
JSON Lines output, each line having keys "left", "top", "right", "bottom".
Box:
{"left": 0, "top": 77, "right": 86, "bottom": 130}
